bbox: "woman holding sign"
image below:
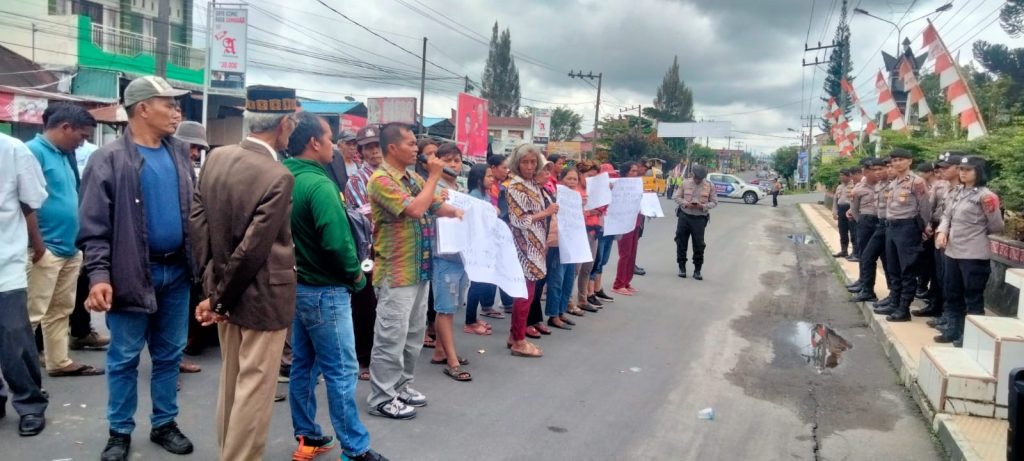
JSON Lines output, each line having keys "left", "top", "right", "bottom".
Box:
{"left": 574, "top": 161, "right": 602, "bottom": 315}
{"left": 505, "top": 144, "right": 557, "bottom": 358}
{"left": 546, "top": 168, "right": 584, "bottom": 329}
{"left": 612, "top": 162, "right": 643, "bottom": 296}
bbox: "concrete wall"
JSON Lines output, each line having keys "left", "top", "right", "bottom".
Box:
{"left": 1, "top": 1, "right": 79, "bottom": 68}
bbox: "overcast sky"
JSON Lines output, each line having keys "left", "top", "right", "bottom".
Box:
{"left": 201, "top": 0, "right": 1021, "bottom": 154}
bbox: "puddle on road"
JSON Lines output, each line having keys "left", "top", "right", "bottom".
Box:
{"left": 786, "top": 234, "right": 816, "bottom": 244}
{"left": 787, "top": 322, "right": 853, "bottom": 373}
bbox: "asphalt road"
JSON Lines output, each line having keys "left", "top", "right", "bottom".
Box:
{"left": 1, "top": 189, "right": 941, "bottom": 461}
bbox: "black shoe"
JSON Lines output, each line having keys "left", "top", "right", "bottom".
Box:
{"left": 677, "top": 268, "right": 687, "bottom": 278}
{"left": 0, "top": 401, "right": 5, "bottom": 419}
{"left": 846, "top": 256, "right": 860, "bottom": 262}
{"left": 101, "top": 431, "right": 131, "bottom": 461}
{"left": 579, "top": 304, "right": 599, "bottom": 313}
{"left": 912, "top": 305, "right": 942, "bottom": 317}
{"left": 927, "top": 318, "right": 948, "bottom": 328}
{"left": 886, "top": 312, "right": 912, "bottom": 322}
{"left": 934, "top": 334, "right": 956, "bottom": 344}
{"left": 915, "top": 289, "right": 929, "bottom": 299}
{"left": 851, "top": 292, "right": 878, "bottom": 302}
{"left": 150, "top": 422, "right": 193, "bottom": 455}
{"left": 595, "top": 290, "right": 614, "bottom": 302}
{"left": 349, "top": 448, "right": 390, "bottom": 461}
{"left": 692, "top": 271, "right": 703, "bottom": 281}
{"left": 832, "top": 251, "right": 848, "bottom": 258}
{"left": 634, "top": 266, "right": 646, "bottom": 276}
{"left": 872, "top": 297, "right": 892, "bottom": 309}
{"left": 846, "top": 284, "right": 862, "bottom": 294}
{"left": 278, "top": 365, "right": 290, "bottom": 383}
{"left": 846, "top": 280, "right": 862, "bottom": 289}
{"left": 586, "top": 295, "right": 603, "bottom": 307}
{"left": 873, "top": 305, "right": 896, "bottom": 316}
{"left": 18, "top": 413, "right": 44, "bottom": 436}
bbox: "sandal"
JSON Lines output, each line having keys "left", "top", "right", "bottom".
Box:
{"left": 559, "top": 315, "right": 576, "bottom": 326}
{"left": 510, "top": 342, "right": 543, "bottom": 358}
{"left": 568, "top": 307, "right": 586, "bottom": 317}
{"left": 47, "top": 363, "right": 105, "bottom": 377}
{"left": 179, "top": 360, "right": 202, "bottom": 373}
{"left": 423, "top": 335, "right": 436, "bottom": 349}
{"left": 358, "top": 369, "right": 370, "bottom": 381}
{"left": 525, "top": 326, "right": 541, "bottom": 339}
{"left": 534, "top": 324, "right": 552, "bottom": 335}
{"left": 479, "top": 320, "right": 493, "bottom": 330}
{"left": 481, "top": 310, "right": 506, "bottom": 319}
{"left": 547, "top": 318, "right": 572, "bottom": 330}
{"left": 443, "top": 365, "right": 472, "bottom": 382}
{"left": 431, "top": 356, "right": 469, "bottom": 366}
{"left": 463, "top": 323, "right": 492, "bottom": 336}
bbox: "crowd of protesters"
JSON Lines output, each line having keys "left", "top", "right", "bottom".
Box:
{"left": 0, "top": 78, "right": 668, "bottom": 461}
{"left": 837, "top": 149, "right": 1004, "bottom": 348}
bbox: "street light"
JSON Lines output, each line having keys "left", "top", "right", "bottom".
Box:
{"left": 854, "top": 2, "right": 953, "bottom": 59}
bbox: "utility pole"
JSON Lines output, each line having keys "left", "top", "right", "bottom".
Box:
{"left": 464, "top": 75, "right": 473, "bottom": 93}
{"left": 31, "top": 23, "right": 36, "bottom": 61}
{"left": 619, "top": 105, "right": 641, "bottom": 133}
{"left": 419, "top": 37, "right": 427, "bottom": 134}
{"left": 155, "top": 0, "right": 171, "bottom": 77}
{"left": 568, "top": 70, "right": 602, "bottom": 155}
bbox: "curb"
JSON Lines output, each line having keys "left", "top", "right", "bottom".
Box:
{"left": 797, "top": 204, "right": 982, "bottom": 461}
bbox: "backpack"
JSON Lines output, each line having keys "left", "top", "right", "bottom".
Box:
{"left": 345, "top": 204, "right": 373, "bottom": 268}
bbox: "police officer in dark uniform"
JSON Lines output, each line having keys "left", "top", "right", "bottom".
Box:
{"left": 875, "top": 149, "right": 932, "bottom": 322}
{"left": 913, "top": 152, "right": 962, "bottom": 318}
{"left": 848, "top": 158, "right": 884, "bottom": 302}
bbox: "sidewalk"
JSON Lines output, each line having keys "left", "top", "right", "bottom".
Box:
{"left": 799, "top": 203, "right": 1005, "bottom": 461}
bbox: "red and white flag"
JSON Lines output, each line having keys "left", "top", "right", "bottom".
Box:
{"left": 921, "top": 22, "right": 987, "bottom": 140}
{"left": 874, "top": 71, "right": 907, "bottom": 131}
{"left": 898, "top": 59, "right": 931, "bottom": 121}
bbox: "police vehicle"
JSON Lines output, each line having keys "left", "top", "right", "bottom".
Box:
{"left": 707, "top": 173, "right": 767, "bottom": 205}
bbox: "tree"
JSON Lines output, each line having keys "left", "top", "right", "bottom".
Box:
{"left": 1000, "top": 0, "right": 1024, "bottom": 37}
{"left": 973, "top": 41, "right": 1024, "bottom": 114}
{"left": 550, "top": 107, "right": 583, "bottom": 141}
{"left": 821, "top": 0, "right": 854, "bottom": 133}
{"left": 649, "top": 56, "right": 694, "bottom": 122}
{"left": 481, "top": 22, "right": 521, "bottom": 117}
{"left": 771, "top": 146, "right": 801, "bottom": 181}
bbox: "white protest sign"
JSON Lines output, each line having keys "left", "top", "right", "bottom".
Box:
{"left": 436, "top": 189, "right": 475, "bottom": 255}
{"left": 457, "top": 200, "right": 528, "bottom": 298}
{"left": 555, "top": 185, "right": 593, "bottom": 264}
{"left": 603, "top": 177, "right": 644, "bottom": 236}
{"left": 640, "top": 192, "right": 664, "bottom": 218}
{"left": 584, "top": 172, "right": 611, "bottom": 210}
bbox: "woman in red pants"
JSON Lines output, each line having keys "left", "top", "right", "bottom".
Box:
{"left": 612, "top": 162, "right": 642, "bottom": 296}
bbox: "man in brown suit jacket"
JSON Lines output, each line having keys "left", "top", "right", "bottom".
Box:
{"left": 190, "top": 85, "right": 298, "bottom": 461}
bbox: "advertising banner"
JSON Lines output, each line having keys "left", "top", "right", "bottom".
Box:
{"left": 0, "top": 93, "right": 46, "bottom": 123}
{"left": 657, "top": 121, "right": 732, "bottom": 138}
{"left": 797, "top": 151, "right": 810, "bottom": 184}
{"left": 456, "top": 92, "right": 489, "bottom": 160}
{"left": 367, "top": 97, "right": 417, "bottom": 125}
{"left": 340, "top": 114, "right": 367, "bottom": 134}
{"left": 209, "top": 7, "right": 247, "bottom": 93}
{"left": 531, "top": 109, "right": 551, "bottom": 145}
{"left": 547, "top": 141, "right": 582, "bottom": 160}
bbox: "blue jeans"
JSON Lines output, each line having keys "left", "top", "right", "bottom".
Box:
{"left": 105, "top": 261, "right": 189, "bottom": 434}
{"left": 544, "top": 249, "right": 577, "bottom": 317}
{"left": 590, "top": 233, "right": 615, "bottom": 279}
{"left": 290, "top": 283, "right": 370, "bottom": 457}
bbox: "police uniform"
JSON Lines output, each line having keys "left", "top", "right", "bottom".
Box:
{"left": 849, "top": 159, "right": 882, "bottom": 302}
{"left": 935, "top": 156, "right": 1005, "bottom": 345}
{"left": 879, "top": 149, "right": 932, "bottom": 321}
{"left": 914, "top": 153, "right": 960, "bottom": 318}
{"left": 832, "top": 172, "right": 856, "bottom": 257}
{"left": 673, "top": 168, "right": 717, "bottom": 280}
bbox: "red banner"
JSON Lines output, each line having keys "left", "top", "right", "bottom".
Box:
{"left": 456, "top": 92, "right": 488, "bottom": 159}
{"left": 341, "top": 114, "right": 367, "bottom": 134}
{"left": 0, "top": 92, "right": 47, "bottom": 124}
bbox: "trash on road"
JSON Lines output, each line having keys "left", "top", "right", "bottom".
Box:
{"left": 477, "top": 349, "right": 486, "bottom": 354}
{"left": 629, "top": 367, "right": 642, "bottom": 373}
{"left": 697, "top": 407, "right": 715, "bottom": 420}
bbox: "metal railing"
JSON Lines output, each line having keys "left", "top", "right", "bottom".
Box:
{"left": 90, "top": 23, "right": 205, "bottom": 70}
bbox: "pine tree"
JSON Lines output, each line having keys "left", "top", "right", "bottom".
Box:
{"left": 650, "top": 56, "right": 694, "bottom": 122}
{"left": 481, "top": 22, "right": 521, "bottom": 117}
{"left": 821, "top": 0, "right": 854, "bottom": 133}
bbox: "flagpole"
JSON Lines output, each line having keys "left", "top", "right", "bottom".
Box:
{"left": 926, "top": 19, "right": 988, "bottom": 134}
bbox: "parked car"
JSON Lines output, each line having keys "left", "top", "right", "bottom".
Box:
{"left": 707, "top": 173, "right": 768, "bottom": 205}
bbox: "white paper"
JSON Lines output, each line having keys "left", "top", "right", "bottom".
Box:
{"left": 436, "top": 189, "right": 475, "bottom": 255}
{"left": 584, "top": 172, "right": 611, "bottom": 210}
{"left": 457, "top": 200, "right": 528, "bottom": 298}
{"left": 640, "top": 192, "right": 665, "bottom": 218}
{"left": 603, "top": 177, "right": 644, "bottom": 236}
{"left": 555, "top": 185, "right": 594, "bottom": 264}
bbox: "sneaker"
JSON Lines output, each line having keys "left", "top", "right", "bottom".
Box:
{"left": 346, "top": 448, "right": 390, "bottom": 461}
{"left": 398, "top": 387, "right": 427, "bottom": 407}
{"left": 150, "top": 421, "right": 193, "bottom": 455}
{"left": 369, "top": 398, "right": 417, "bottom": 420}
{"left": 595, "top": 290, "right": 614, "bottom": 302}
{"left": 292, "top": 435, "right": 336, "bottom": 461}
{"left": 278, "top": 366, "right": 290, "bottom": 383}
{"left": 69, "top": 331, "right": 110, "bottom": 350}
{"left": 586, "top": 295, "right": 603, "bottom": 307}
{"left": 101, "top": 431, "right": 131, "bottom": 461}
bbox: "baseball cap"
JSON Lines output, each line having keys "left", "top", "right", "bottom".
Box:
{"left": 336, "top": 131, "right": 357, "bottom": 143}
{"left": 357, "top": 126, "right": 379, "bottom": 146}
{"left": 174, "top": 121, "right": 208, "bottom": 149}
{"left": 888, "top": 148, "right": 913, "bottom": 159}
{"left": 124, "top": 76, "right": 189, "bottom": 107}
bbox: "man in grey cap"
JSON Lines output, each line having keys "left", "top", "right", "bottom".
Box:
{"left": 672, "top": 164, "right": 717, "bottom": 280}
{"left": 78, "top": 76, "right": 195, "bottom": 461}
{"left": 174, "top": 120, "right": 209, "bottom": 163}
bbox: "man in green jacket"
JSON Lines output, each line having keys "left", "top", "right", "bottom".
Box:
{"left": 282, "top": 112, "right": 387, "bottom": 461}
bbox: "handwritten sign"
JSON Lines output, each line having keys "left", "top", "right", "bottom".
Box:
{"left": 457, "top": 200, "right": 528, "bottom": 298}
{"left": 555, "top": 186, "right": 594, "bottom": 264}
{"left": 603, "top": 177, "right": 643, "bottom": 236}
{"left": 640, "top": 193, "right": 664, "bottom": 218}
{"left": 436, "top": 189, "right": 475, "bottom": 255}
{"left": 584, "top": 172, "right": 611, "bottom": 210}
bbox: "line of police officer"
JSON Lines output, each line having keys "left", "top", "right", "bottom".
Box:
{"left": 843, "top": 149, "right": 1004, "bottom": 347}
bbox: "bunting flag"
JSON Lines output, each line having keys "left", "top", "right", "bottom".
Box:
{"left": 921, "top": 22, "right": 987, "bottom": 140}
{"left": 860, "top": 107, "right": 879, "bottom": 141}
{"left": 874, "top": 71, "right": 908, "bottom": 131}
{"left": 897, "top": 58, "right": 932, "bottom": 122}
{"left": 841, "top": 77, "right": 879, "bottom": 144}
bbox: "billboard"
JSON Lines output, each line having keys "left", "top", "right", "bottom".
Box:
{"left": 456, "top": 92, "right": 488, "bottom": 159}
{"left": 531, "top": 109, "right": 551, "bottom": 145}
{"left": 341, "top": 114, "right": 367, "bottom": 134}
{"left": 796, "top": 151, "right": 810, "bottom": 184}
{"left": 0, "top": 93, "right": 46, "bottom": 124}
{"left": 547, "top": 141, "right": 582, "bottom": 160}
{"left": 818, "top": 145, "right": 841, "bottom": 164}
{"left": 367, "top": 97, "right": 417, "bottom": 125}
{"left": 657, "top": 121, "right": 732, "bottom": 138}
{"left": 209, "top": 7, "right": 247, "bottom": 94}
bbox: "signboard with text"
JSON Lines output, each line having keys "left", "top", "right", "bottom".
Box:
{"left": 367, "top": 97, "right": 417, "bottom": 125}
{"left": 209, "top": 7, "right": 247, "bottom": 94}
{"left": 456, "top": 92, "right": 489, "bottom": 159}
{"left": 531, "top": 109, "right": 551, "bottom": 145}
{"left": 341, "top": 114, "right": 368, "bottom": 134}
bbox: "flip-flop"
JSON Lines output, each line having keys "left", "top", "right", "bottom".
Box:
{"left": 179, "top": 361, "right": 202, "bottom": 373}
{"left": 47, "top": 363, "right": 104, "bottom": 377}
{"left": 431, "top": 356, "right": 469, "bottom": 366}
{"left": 358, "top": 369, "right": 370, "bottom": 381}
{"left": 510, "top": 343, "right": 543, "bottom": 358}
{"left": 443, "top": 365, "right": 472, "bottom": 382}
{"left": 423, "top": 336, "right": 436, "bottom": 348}
{"left": 463, "top": 323, "right": 492, "bottom": 336}
{"left": 481, "top": 311, "right": 506, "bottom": 319}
